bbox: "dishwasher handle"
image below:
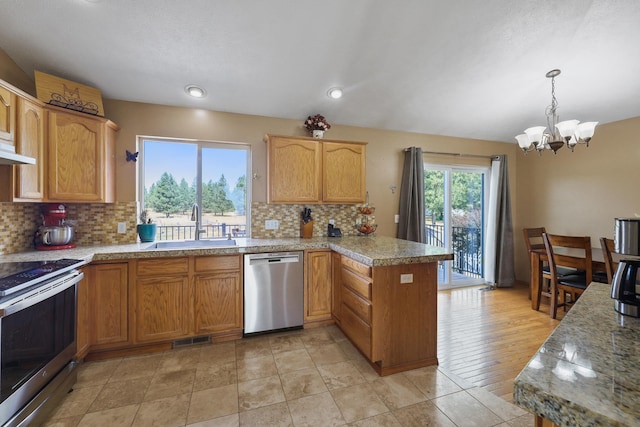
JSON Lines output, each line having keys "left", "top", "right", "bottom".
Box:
{"left": 248, "top": 254, "right": 300, "bottom": 266}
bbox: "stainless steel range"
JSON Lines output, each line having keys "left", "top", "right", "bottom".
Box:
{"left": 0, "top": 258, "right": 85, "bottom": 427}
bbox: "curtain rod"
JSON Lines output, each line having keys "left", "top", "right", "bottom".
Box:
{"left": 405, "top": 148, "right": 500, "bottom": 160}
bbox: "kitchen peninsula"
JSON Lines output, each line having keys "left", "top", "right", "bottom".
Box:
{"left": 514, "top": 283, "right": 640, "bottom": 426}
{"left": 3, "top": 236, "right": 452, "bottom": 376}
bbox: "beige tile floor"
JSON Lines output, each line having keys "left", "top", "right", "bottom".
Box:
{"left": 43, "top": 325, "right": 533, "bottom": 427}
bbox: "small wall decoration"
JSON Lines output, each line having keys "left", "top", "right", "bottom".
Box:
{"left": 34, "top": 70, "right": 105, "bottom": 116}
{"left": 126, "top": 150, "right": 139, "bottom": 162}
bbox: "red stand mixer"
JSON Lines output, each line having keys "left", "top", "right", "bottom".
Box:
{"left": 34, "top": 204, "right": 76, "bottom": 250}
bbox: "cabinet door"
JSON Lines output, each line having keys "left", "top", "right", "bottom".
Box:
{"left": 14, "top": 97, "right": 44, "bottom": 200}
{"left": 47, "top": 109, "right": 105, "bottom": 201}
{"left": 194, "top": 271, "right": 242, "bottom": 334}
{"left": 266, "top": 136, "right": 321, "bottom": 203}
{"left": 322, "top": 142, "right": 366, "bottom": 203}
{"left": 0, "top": 85, "right": 16, "bottom": 145}
{"left": 76, "top": 267, "right": 90, "bottom": 359}
{"left": 90, "top": 263, "right": 129, "bottom": 348}
{"left": 135, "top": 275, "right": 190, "bottom": 343}
{"left": 305, "top": 250, "right": 332, "bottom": 322}
{"left": 331, "top": 252, "right": 342, "bottom": 322}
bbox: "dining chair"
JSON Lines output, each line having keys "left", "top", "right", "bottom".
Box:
{"left": 542, "top": 233, "right": 593, "bottom": 319}
{"left": 599, "top": 237, "right": 616, "bottom": 283}
{"left": 523, "top": 227, "right": 578, "bottom": 303}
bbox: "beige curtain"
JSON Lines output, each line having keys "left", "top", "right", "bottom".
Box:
{"left": 397, "top": 147, "right": 425, "bottom": 243}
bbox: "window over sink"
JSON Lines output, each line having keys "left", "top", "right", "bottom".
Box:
{"left": 138, "top": 137, "right": 251, "bottom": 240}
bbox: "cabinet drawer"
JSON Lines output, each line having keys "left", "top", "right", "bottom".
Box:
{"left": 137, "top": 257, "right": 189, "bottom": 276}
{"left": 340, "top": 304, "right": 371, "bottom": 359}
{"left": 341, "top": 256, "right": 371, "bottom": 278}
{"left": 194, "top": 255, "right": 240, "bottom": 272}
{"left": 342, "top": 285, "right": 371, "bottom": 324}
{"left": 342, "top": 267, "right": 371, "bottom": 300}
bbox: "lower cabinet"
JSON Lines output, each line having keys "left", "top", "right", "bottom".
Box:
{"left": 75, "top": 267, "right": 90, "bottom": 359}
{"left": 304, "top": 249, "right": 332, "bottom": 324}
{"left": 89, "top": 262, "right": 130, "bottom": 349}
{"left": 337, "top": 254, "right": 439, "bottom": 376}
{"left": 194, "top": 255, "right": 243, "bottom": 335}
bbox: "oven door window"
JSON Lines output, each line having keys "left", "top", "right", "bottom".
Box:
{"left": 0, "top": 285, "right": 76, "bottom": 404}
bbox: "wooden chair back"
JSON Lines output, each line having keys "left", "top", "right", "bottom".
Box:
{"left": 523, "top": 227, "right": 546, "bottom": 252}
{"left": 599, "top": 237, "right": 616, "bottom": 284}
{"left": 542, "top": 233, "right": 592, "bottom": 318}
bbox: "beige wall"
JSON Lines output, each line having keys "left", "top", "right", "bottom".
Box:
{"left": 514, "top": 117, "right": 640, "bottom": 278}
{"left": 8, "top": 46, "right": 636, "bottom": 285}
{"left": 103, "top": 98, "right": 518, "bottom": 243}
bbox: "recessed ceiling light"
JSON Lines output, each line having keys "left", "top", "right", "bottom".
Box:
{"left": 327, "top": 87, "right": 343, "bottom": 99}
{"left": 185, "top": 85, "right": 206, "bottom": 98}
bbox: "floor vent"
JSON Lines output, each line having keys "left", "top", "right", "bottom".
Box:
{"left": 172, "top": 335, "right": 211, "bottom": 348}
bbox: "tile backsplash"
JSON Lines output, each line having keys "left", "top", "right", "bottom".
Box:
{"left": 251, "top": 202, "right": 369, "bottom": 239}
{"left": 0, "top": 201, "right": 372, "bottom": 254}
{"left": 0, "top": 201, "right": 138, "bottom": 254}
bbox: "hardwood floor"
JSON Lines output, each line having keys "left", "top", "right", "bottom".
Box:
{"left": 437, "top": 281, "right": 563, "bottom": 403}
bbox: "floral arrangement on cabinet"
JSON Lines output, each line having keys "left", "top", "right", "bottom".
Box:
{"left": 304, "top": 114, "right": 331, "bottom": 138}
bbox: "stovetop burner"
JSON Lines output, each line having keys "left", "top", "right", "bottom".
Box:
{"left": 0, "top": 258, "right": 85, "bottom": 296}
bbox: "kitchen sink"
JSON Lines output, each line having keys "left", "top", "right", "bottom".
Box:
{"left": 145, "top": 239, "right": 237, "bottom": 250}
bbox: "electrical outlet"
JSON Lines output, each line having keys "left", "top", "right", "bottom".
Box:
{"left": 117, "top": 222, "right": 127, "bottom": 234}
{"left": 400, "top": 274, "right": 413, "bottom": 284}
{"left": 394, "top": 214, "right": 400, "bottom": 224}
{"left": 265, "top": 219, "right": 279, "bottom": 230}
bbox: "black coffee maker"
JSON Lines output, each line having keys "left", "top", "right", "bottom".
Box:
{"left": 611, "top": 218, "right": 640, "bottom": 317}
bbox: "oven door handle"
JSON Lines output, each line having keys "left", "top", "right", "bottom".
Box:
{"left": 0, "top": 271, "right": 83, "bottom": 318}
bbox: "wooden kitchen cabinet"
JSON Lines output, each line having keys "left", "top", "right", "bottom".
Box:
{"left": 75, "top": 266, "right": 90, "bottom": 360}
{"left": 0, "top": 83, "right": 16, "bottom": 147}
{"left": 89, "top": 262, "right": 130, "bottom": 349}
{"left": 322, "top": 142, "right": 366, "bottom": 203}
{"left": 265, "top": 135, "right": 321, "bottom": 203}
{"left": 331, "top": 251, "right": 342, "bottom": 322}
{"left": 338, "top": 255, "right": 439, "bottom": 376}
{"left": 133, "top": 257, "right": 190, "bottom": 343}
{"left": 264, "top": 134, "right": 366, "bottom": 204}
{"left": 304, "top": 249, "right": 333, "bottom": 325}
{"left": 193, "top": 255, "right": 243, "bottom": 337}
{"left": 0, "top": 96, "right": 45, "bottom": 201}
{"left": 46, "top": 105, "right": 118, "bottom": 202}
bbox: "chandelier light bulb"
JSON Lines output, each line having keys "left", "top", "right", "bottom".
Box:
{"left": 327, "top": 87, "right": 343, "bottom": 99}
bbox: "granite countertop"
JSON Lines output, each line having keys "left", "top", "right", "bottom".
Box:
{"left": 0, "top": 236, "right": 453, "bottom": 267}
{"left": 514, "top": 283, "right": 640, "bottom": 426}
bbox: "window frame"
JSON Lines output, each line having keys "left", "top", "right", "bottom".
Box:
{"left": 136, "top": 135, "right": 252, "bottom": 239}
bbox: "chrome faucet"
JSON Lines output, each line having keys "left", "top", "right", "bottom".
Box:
{"left": 191, "top": 203, "right": 204, "bottom": 240}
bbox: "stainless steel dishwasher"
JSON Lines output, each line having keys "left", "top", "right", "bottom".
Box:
{"left": 243, "top": 251, "right": 304, "bottom": 334}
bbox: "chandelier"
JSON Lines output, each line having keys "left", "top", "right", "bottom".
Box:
{"left": 516, "top": 69, "right": 597, "bottom": 155}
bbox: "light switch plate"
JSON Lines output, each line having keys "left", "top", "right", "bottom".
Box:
{"left": 117, "top": 222, "right": 127, "bottom": 234}
{"left": 265, "top": 219, "right": 279, "bottom": 230}
{"left": 394, "top": 214, "right": 400, "bottom": 224}
{"left": 400, "top": 274, "right": 413, "bottom": 284}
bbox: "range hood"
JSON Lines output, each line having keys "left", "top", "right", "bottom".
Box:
{"left": 0, "top": 142, "right": 36, "bottom": 165}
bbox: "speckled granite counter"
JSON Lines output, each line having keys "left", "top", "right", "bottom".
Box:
{"left": 514, "top": 283, "right": 640, "bottom": 426}
{"left": 0, "top": 236, "right": 453, "bottom": 267}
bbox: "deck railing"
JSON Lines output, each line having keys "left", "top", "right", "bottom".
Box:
{"left": 155, "top": 224, "right": 247, "bottom": 241}
{"left": 425, "top": 224, "right": 483, "bottom": 278}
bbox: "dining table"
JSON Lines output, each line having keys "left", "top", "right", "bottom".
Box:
{"left": 529, "top": 246, "right": 619, "bottom": 312}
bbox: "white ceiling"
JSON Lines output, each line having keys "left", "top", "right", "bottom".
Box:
{"left": 1, "top": 0, "right": 639, "bottom": 143}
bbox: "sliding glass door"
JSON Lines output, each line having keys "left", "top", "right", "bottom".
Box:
{"left": 424, "top": 164, "right": 489, "bottom": 289}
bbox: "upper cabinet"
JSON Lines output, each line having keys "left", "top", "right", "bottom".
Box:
{"left": 0, "top": 96, "right": 45, "bottom": 201}
{"left": 265, "top": 134, "right": 367, "bottom": 204}
{"left": 0, "top": 84, "right": 16, "bottom": 148}
{"left": 47, "top": 106, "right": 118, "bottom": 202}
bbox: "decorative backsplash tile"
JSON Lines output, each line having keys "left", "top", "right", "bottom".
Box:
{"left": 0, "top": 202, "right": 138, "bottom": 254}
{"left": 251, "top": 202, "right": 371, "bottom": 239}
